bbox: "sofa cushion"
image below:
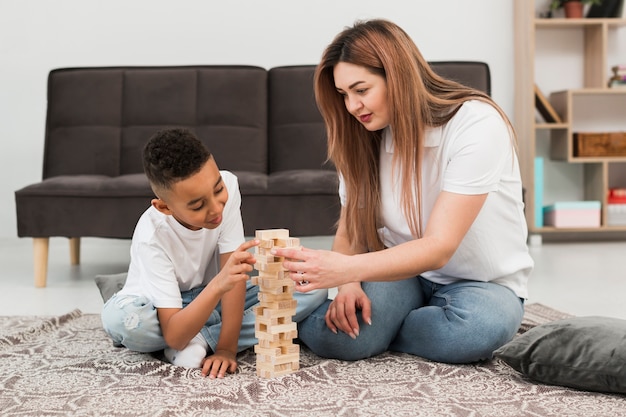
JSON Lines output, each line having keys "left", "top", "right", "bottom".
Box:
{"left": 15, "top": 174, "right": 152, "bottom": 197}
{"left": 15, "top": 174, "right": 153, "bottom": 238}
{"left": 232, "top": 171, "right": 268, "bottom": 194}
{"left": 494, "top": 316, "right": 626, "bottom": 394}
{"left": 267, "top": 170, "right": 339, "bottom": 195}
{"left": 95, "top": 272, "right": 128, "bottom": 303}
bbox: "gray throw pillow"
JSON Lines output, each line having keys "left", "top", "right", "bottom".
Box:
{"left": 94, "top": 272, "right": 128, "bottom": 303}
{"left": 494, "top": 316, "right": 626, "bottom": 394}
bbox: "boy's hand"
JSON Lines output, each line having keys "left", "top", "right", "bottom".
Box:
{"left": 200, "top": 349, "right": 237, "bottom": 378}
{"left": 212, "top": 239, "right": 259, "bottom": 294}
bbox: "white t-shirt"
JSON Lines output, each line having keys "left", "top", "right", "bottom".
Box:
{"left": 339, "top": 100, "right": 533, "bottom": 298}
{"left": 118, "top": 170, "right": 245, "bottom": 308}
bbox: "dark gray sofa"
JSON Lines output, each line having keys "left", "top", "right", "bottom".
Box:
{"left": 15, "top": 62, "right": 490, "bottom": 287}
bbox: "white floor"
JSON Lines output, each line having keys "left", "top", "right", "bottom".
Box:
{"left": 1, "top": 236, "right": 625, "bottom": 320}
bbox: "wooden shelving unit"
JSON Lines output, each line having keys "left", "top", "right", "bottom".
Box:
{"left": 514, "top": 2, "right": 626, "bottom": 240}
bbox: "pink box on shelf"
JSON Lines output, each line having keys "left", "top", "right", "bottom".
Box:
{"left": 543, "top": 201, "right": 601, "bottom": 228}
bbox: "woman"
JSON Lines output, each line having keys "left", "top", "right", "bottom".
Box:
{"left": 272, "top": 19, "right": 533, "bottom": 364}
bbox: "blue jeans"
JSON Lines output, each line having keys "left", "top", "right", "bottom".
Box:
{"left": 297, "top": 276, "right": 524, "bottom": 363}
{"left": 101, "top": 281, "right": 328, "bottom": 354}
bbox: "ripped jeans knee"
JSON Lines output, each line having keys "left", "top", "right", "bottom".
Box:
{"left": 101, "top": 294, "right": 168, "bottom": 353}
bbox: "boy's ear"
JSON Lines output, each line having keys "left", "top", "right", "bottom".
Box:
{"left": 151, "top": 198, "right": 173, "bottom": 215}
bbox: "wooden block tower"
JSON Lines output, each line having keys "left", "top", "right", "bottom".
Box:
{"left": 252, "top": 228, "right": 300, "bottom": 378}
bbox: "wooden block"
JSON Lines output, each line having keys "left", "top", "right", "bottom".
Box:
{"left": 255, "top": 246, "right": 274, "bottom": 256}
{"left": 258, "top": 278, "right": 293, "bottom": 289}
{"left": 256, "top": 314, "right": 293, "bottom": 327}
{"left": 261, "top": 306, "right": 297, "bottom": 318}
{"left": 254, "top": 343, "right": 300, "bottom": 356}
{"left": 257, "top": 239, "right": 275, "bottom": 249}
{"left": 255, "top": 271, "right": 283, "bottom": 283}
{"left": 254, "top": 305, "right": 296, "bottom": 319}
{"left": 280, "top": 344, "right": 300, "bottom": 354}
{"left": 256, "top": 329, "right": 294, "bottom": 342}
{"left": 257, "top": 270, "right": 287, "bottom": 279}
{"left": 256, "top": 363, "right": 298, "bottom": 378}
{"left": 254, "top": 261, "right": 286, "bottom": 273}
{"left": 254, "top": 253, "right": 279, "bottom": 263}
{"left": 254, "top": 345, "right": 282, "bottom": 356}
{"left": 266, "top": 322, "right": 297, "bottom": 335}
{"left": 258, "top": 299, "right": 298, "bottom": 310}
{"left": 256, "top": 276, "right": 293, "bottom": 289}
{"left": 260, "top": 283, "right": 294, "bottom": 295}
{"left": 256, "top": 352, "right": 299, "bottom": 365}
{"left": 280, "top": 330, "right": 298, "bottom": 340}
{"left": 255, "top": 321, "right": 296, "bottom": 336}
{"left": 255, "top": 229, "right": 289, "bottom": 240}
{"left": 255, "top": 327, "right": 298, "bottom": 342}
{"left": 255, "top": 329, "right": 280, "bottom": 342}
{"left": 256, "top": 358, "right": 299, "bottom": 371}
{"left": 256, "top": 338, "right": 284, "bottom": 349}
{"left": 253, "top": 305, "right": 264, "bottom": 315}
{"left": 275, "top": 237, "right": 301, "bottom": 247}
{"left": 258, "top": 291, "right": 293, "bottom": 302}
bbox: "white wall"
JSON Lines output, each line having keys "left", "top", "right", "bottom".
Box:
{"left": 0, "top": 0, "right": 514, "bottom": 238}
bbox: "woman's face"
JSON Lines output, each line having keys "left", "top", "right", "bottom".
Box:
{"left": 333, "top": 62, "right": 389, "bottom": 131}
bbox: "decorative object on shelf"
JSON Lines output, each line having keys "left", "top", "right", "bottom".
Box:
{"left": 573, "top": 132, "right": 626, "bottom": 156}
{"left": 550, "top": 0, "right": 603, "bottom": 18}
{"left": 608, "top": 64, "right": 626, "bottom": 88}
{"left": 543, "top": 201, "right": 601, "bottom": 228}
{"left": 587, "top": 0, "right": 623, "bottom": 17}
{"left": 534, "top": 84, "right": 562, "bottom": 123}
{"left": 607, "top": 188, "right": 626, "bottom": 225}
{"left": 608, "top": 187, "right": 626, "bottom": 203}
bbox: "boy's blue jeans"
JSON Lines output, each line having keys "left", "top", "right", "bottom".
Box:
{"left": 297, "top": 276, "right": 524, "bottom": 364}
{"left": 101, "top": 281, "right": 328, "bottom": 354}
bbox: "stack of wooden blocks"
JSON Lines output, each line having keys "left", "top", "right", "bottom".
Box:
{"left": 252, "top": 229, "right": 301, "bottom": 378}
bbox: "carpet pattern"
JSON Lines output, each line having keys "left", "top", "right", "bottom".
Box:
{"left": 1, "top": 304, "right": 625, "bottom": 417}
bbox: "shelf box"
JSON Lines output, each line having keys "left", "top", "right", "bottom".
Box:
{"left": 607, "top": 204, "right": 626, "bottom": 226}
{"left": 543, "top": 201, "right": 601, "bottom": 228}
{"left": 574, "top": 132, "right": 626, "bottom": 156}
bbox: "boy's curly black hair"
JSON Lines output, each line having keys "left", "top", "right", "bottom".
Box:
{"left": 143, "top": 128, "right": 212, "bottom": 193}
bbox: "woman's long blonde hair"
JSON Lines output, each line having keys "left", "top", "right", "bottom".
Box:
{"left": 314, "top": 19, "right": 514, "bottom": 252}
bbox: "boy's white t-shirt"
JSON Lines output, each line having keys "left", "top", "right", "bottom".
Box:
{"left": 339, "top": 100, "right": 533, "bottom": 299}
{"left": 118, "top": 170, "right": 245, "bottom": 308}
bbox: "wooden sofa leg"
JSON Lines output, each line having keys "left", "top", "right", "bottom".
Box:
{"left": 33, "top": 237, "right": 49, "bottom": 288}
{"left": 69, "top": 237, "right": 80, "bottom": 265}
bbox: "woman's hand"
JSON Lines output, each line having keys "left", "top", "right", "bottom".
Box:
{"left": 270, "top": 247, "right": 354, "bottom": 292}
{"left": 325, "top": 283, "right": 372, "bottom": 338}
{"left": 201, "top": 349, "right": 237, "bottom": 378}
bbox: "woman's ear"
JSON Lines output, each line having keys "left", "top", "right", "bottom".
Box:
{"left": 151, "top": 198, "right": 173, "bottom": 215}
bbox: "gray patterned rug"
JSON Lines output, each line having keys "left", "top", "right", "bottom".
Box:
{"left": 1, "top": 304, "right": 625, "bottom": 417}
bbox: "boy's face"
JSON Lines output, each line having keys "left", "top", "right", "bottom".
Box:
{"left": 152, "top": 157, "right": 228, "bottom": 230}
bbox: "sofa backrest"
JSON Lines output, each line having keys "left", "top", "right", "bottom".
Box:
{"left": 268, "top": 65, "right": 333, "bottom": 173}
{"left": 430, "top": 61, "right": 491, "bottom": 96}
{"left": 42, "top": 62, "right": 490, "bottom": 179}
{"left": 43, "top": 66, "right": 268, "bottom": 179}
{"left": 266, "top": 62, "right": 491, "bottom": 174}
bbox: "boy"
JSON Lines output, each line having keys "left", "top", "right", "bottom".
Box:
{"left": 101, "top": 128, "right": 327, "bottom": 378}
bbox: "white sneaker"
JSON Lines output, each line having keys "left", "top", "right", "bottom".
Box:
{"left": 163, "top": 333, "right": 208, "bottom": 368}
